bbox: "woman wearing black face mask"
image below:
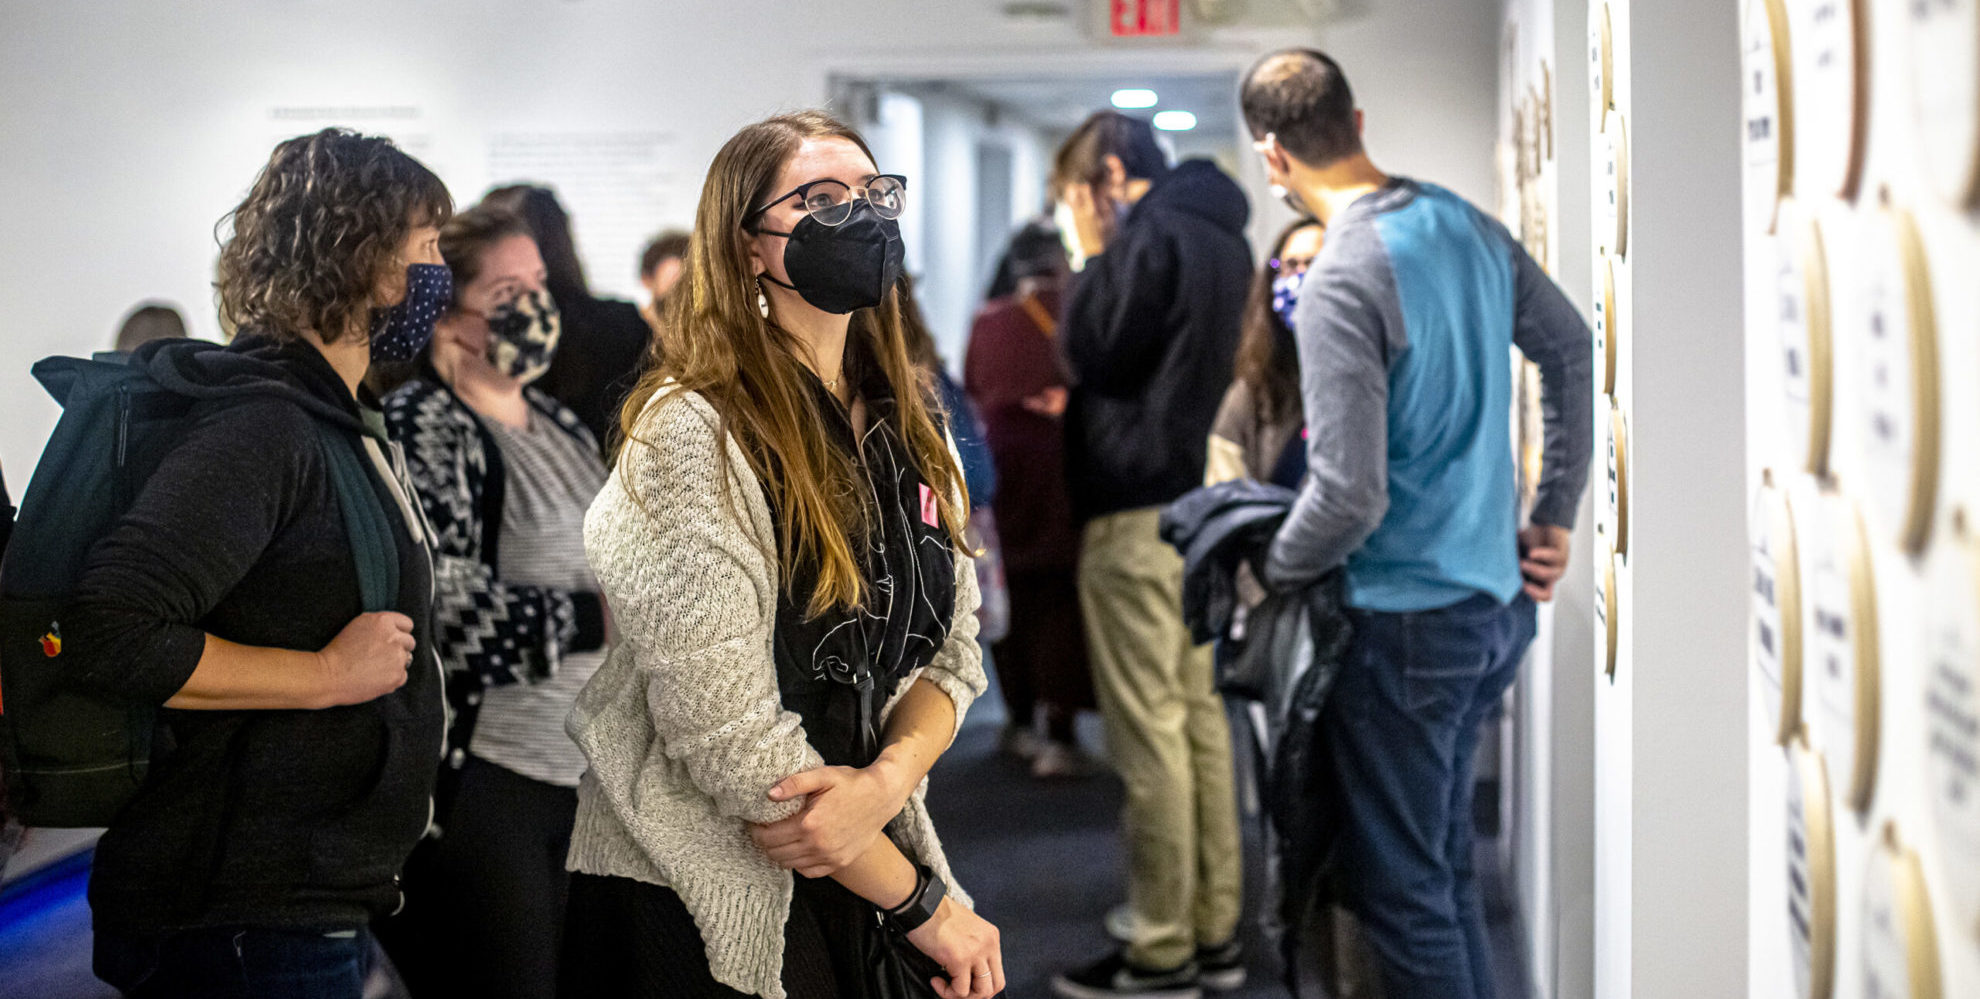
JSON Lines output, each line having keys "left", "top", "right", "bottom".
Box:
{"left": 376, "top": 204, "right": 612, "bottom": 999}
{"left": 561, "top": 111, "right": 1004, "bottom": 999}
{"left": 63, "top": 127, "right": 449, "bottom": 999}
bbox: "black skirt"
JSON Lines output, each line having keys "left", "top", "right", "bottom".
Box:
{"left": 560, "top": 871, "right": 869, "bottom": 999}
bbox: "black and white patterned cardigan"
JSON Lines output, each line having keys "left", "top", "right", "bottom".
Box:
{"left": 383, "top": 371, "right": 606, "bottom": 780}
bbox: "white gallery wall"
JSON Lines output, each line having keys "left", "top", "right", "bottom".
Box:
{"left": 1567, "top": 0, "right": 1752, "bottom": 995}
{"left": 0, "top": 0, "right": 1505, "bottom": 485}
{"left": 1493, "top": 0, "right": 1600, "bottom": 995}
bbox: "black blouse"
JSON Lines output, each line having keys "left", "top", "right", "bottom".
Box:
{"left": 770, "top": 366, "right": 957, "bottom": 769}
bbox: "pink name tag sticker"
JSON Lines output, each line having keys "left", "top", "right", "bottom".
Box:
{"left": 918, "top": 483, "right": 940, "bottom": 527}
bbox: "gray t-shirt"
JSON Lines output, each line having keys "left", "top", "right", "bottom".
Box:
{"left": 471, "top": 408, "right": 609, "bottom": 787}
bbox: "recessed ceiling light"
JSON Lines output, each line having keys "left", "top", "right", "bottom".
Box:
{"left": 1000, "top": 1, "right": 1070, "bottom": 19}
{"left": 1153, "top": 110, "right": 1197, "bottom": 131}
{"left": 1111, "top": 89, "right": 1159, "bottom": 109}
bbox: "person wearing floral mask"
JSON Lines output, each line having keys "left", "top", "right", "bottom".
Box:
{"left": 377, "top": 204, "right": 612, "bottom": 999}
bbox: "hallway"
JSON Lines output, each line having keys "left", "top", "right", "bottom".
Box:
{"left": 925, "top": 691, "right": 1533, "bottom": 999}
{"left": 0, "top": 689, "right": 1531, "bottom": 999}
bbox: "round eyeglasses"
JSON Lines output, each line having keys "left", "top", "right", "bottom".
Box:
{"left": 747, "top": 174, "right": 908, "bottom": 231}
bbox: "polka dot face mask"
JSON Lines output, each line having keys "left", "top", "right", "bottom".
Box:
{"left": 1270, "top": 268, "right": 1307, "bottom": 332}
{"left": 368, "top": 263, "right": 453, "bottom": 362}
{"left": 483, "top": 289, "right": 561, "bottom": 385}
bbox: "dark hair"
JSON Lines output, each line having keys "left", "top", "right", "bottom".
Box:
{"left": 1053, "top": 111, "right": 1169, "bottom": 192}
{"left": 1233, "top": 220, "right": 1324, "bottom": 427}
{"left": 1051, "top": 111, "right": 1169, "bottom": 249}
{"left": 1007, "top": 221, "right": 1067, "bottom": 282}
{"left": 983, "top": 220, "right": 1068, "bottom": 300}
{"left": 216, "top": 128, "right": 452, "bottom": 344}
{"left": 640, "top": 230, "right": 692, "bottom": 278}
{"left": 1241, "top": 48, "right": 1363, "bottom": 167}
{"left": 114, "top": 302, "right": 189, "bottom": 352}
{"left": 483, "top": 184, "right": 589, "bottom": 305}
{"left": 439, "top": 204, "right": 534, "bottom": 298}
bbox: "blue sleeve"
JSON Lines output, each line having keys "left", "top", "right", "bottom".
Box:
{"left": 937, "top": 370, "right": 996, "bottom": 507}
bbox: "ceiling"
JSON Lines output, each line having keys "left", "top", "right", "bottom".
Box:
{"left": 899, "top": 72, "right": 1243, "bottom": 139}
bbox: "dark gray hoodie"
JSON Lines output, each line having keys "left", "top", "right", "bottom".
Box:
{"left": 66, "top": 333, "right": 443, "bottom": 938}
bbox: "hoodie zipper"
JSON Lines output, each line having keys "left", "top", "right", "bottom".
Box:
{"left": 362, "top": 433, "right": 448, "bottom": 918}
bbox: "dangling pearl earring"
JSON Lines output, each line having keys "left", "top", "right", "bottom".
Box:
{"left": 756, "top": 279, "right": 771, "bottom": 320}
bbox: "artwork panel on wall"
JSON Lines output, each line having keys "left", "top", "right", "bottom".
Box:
{"left": 1859, "top": 823, "right": 1944, "bottom": 999}
{"left": 1856, "top": 205, "right": 1941, "bottom": 556}
{"left": 1807, "top": 488, "right": 1880, "bottom": 814}
{"left": 1775, "top": 199, "right": 1834, "bottom": 475}
{"left": 1745, "top": 0, "right": 1796, "bottom": 234}
{"left": 1755, "top": 471, "right": 1807, "bottom": 746}
{"left": 1906, "top": 0, "right": 1980, "bottom": 208}
{"left": 1606, "top": 400, "right": 1631, "bottom": 558}
{"left": 1591, "top": 2, "right": 1614, "bottom": 132}
{"left": 1924, "top": 512, "right": 1980, "bottom": 945}
{"left": 1789, "top": 731, "right": 1839, "bottom": 999}
{"left": 1790, "top": 0, "right": 1868, "bottom": 201}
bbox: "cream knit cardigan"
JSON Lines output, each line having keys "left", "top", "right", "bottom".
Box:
{"left": 567, "top": 386, "right": 987, "bottom": 999}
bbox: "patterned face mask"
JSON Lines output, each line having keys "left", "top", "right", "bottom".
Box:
{"left": 483, "top": 289, "right": 561, "bottom": 384}
{"left": 1271, "top": 268, "right": 1308, "bottom": 331}
{"left": 369, "top": 263, "right": 453, "bottom": 362}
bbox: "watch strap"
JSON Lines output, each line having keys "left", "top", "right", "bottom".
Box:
{"left": 884, "top": 863, "right": 946, "bottom": 935}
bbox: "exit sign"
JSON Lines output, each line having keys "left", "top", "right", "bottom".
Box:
{"left": 1112, "top": 0, "right": 1180, "bottom": 36}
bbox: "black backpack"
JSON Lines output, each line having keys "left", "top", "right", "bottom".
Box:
{"left": 0, "top": 351, "right": 396, "bottom": 828}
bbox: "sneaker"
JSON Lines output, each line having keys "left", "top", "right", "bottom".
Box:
{"left": 1052, "top": 951, "right": 1202, "bottom": 999}
{"left": 1104, "top": 903, "right": 1140, "bottom": 944}
{"left": 1031, "top": 741, "right": 1093, "bottom": 779}
{"left": 999, "top": 724, "right": 1044, "bottom": 761}
{"left": 1195, "top": 938, "right": 1246, "bottom": 991}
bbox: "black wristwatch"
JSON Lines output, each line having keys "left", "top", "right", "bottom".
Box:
{"left": 883, "top": 863, "right": 947, "bottom": 935}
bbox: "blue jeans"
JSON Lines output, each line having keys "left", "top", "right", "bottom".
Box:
{"left": 1325, "top": 592, "right": 1536, "bottom": 999}
{"left": 95, "top": 925, "right": 374, "bottom": 998}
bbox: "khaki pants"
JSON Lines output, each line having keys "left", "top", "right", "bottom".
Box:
{"left": 1078, "top": 507, "right": 1243, "bottom": 970}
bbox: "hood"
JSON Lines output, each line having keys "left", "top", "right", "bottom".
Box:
{"left": 1132, "top": 159, "right": 1250, "bottom": 236}
{"left": 134, "top": 333, "right": 367, "bottom": 433}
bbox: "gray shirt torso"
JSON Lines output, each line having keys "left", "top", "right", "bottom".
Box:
{"left": 472, "top": 408, "right": 609, "bottom": 787}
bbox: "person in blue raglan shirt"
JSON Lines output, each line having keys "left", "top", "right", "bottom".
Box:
{"left": 1241, "top": 49, "right": 1593, "bottom": 999}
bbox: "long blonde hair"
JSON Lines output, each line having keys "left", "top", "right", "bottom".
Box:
{"left": 619, "top": 111, "right": 968, "bottom": 617}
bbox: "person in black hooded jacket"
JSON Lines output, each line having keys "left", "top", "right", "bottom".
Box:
{"left": 63, "top": 128, "right": 451, "bottom": 999}
{"left": 1050, "top": 111, "right": 1254, "bottom": 999}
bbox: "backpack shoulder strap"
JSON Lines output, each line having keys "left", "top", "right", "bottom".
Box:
{"left": 314, "top": 421, "right": 399, "bottom": 613}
